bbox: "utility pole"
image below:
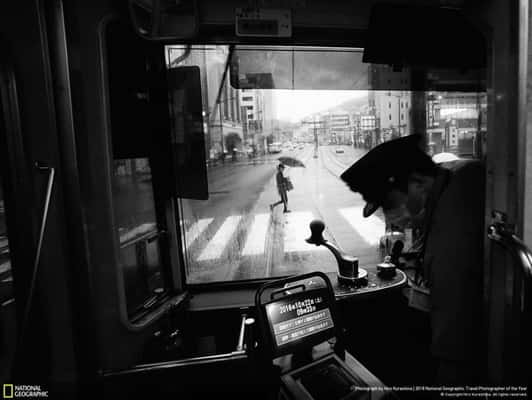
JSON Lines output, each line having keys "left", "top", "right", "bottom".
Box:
{"left": 218, "top": 100, "right": 224, "bottom": 155}
{"left": 313, "top": 120, "right": 318, "bottom": 158}
{"left": 388, "top": 91, "right": 404, "bottom": 138}
{"left": 398, "top": 91, "right": 402, "bottom": 137}
{"left": 301, "top": 116, "right": 322, "bottom": 158}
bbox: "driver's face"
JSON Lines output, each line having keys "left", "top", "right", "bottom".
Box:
{"left": 381, "top": 182, "right": 429, "bottom": 229}
{"left": 381, "top": 189, "right": 410, "bottom": 229}
{"left": 406, "top": 180, "right": 428, "bottom": 216}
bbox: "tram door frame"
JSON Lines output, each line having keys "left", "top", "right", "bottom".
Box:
{"left": 484, "top": 0, "right": 532, "bottom": 385}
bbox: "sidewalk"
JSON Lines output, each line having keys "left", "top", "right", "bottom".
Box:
{"left": 206, "top": 155, "right": 277, "bottom": 169}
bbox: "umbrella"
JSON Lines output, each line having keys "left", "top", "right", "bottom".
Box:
{"left": 278, "top": 156, "right": 305, "bottom": 168}
{"left": 432, "top": 152, "right": 460, "bottom": 163}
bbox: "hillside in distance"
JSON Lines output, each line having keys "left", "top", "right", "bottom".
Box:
{"left": 322, "top": 95, "right": 369, "bottom": 114}
{"left": 299, "top": 94, "right": 370, "bottom": 121}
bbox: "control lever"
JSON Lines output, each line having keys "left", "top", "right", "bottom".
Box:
{"left": 306, "top": 220, "right": 367, "bottom": 286}
{"left": 390, "top": 240, "right": 404, "bottom": 267}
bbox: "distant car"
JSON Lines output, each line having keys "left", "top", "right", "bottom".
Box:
{"left": 269, "top": 144, "right": 282, "bottom": 154}
{"left": 335, "top": 148, "right": 345, "bottom": 153}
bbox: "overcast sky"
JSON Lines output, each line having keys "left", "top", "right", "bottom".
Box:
{"left": 272, "top": 90, "right": 368, "bottom": 122}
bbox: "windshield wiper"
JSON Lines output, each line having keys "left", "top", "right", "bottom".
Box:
{"left": 209, "top": 44, "right": 235, "bottom": 124}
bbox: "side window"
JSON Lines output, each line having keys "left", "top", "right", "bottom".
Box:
{"left": 111, "top": 158, "right": 170, "bottom": 320}
{"left": 106, "top": 21, "right": 177, "bottom": 322}
{"left": 0, "top": 63, "right": 17, "bottom": 383}
{"left": 0, "top": 176, "right": 14, "bottom": 382}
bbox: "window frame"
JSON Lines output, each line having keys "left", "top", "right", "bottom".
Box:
{"left": 111, "top": 158, "right": 173, "bottom": 322}
{"left": 163, "top": 42, "right": 487, "bottom": 291}
{"left": 101, "top": 18, "right": 185, "bottom": 331}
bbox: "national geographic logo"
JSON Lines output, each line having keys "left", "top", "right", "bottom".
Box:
{"left": 2, "top": 385, "right": 12, "bottom": 399}
{"left": 2, "top": 385, "right": 48, "bottom": 398}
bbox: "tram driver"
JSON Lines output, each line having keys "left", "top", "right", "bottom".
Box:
{"left": 340, "top": 134, "right": 485, "bottom": 385}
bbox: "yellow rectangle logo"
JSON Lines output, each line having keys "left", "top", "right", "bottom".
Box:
{"left": 3, "top": 384, "right": 13, "bottom": 399}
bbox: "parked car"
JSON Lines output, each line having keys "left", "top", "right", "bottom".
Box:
{"left": 269, "top": 143, "right": 282, "bottom": 154}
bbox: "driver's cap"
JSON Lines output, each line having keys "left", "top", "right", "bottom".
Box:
{"left": 363, "top": 202, "right": 380, "bottom": 218}
{"left": 340, "top": 134, "right": 434, "bottom": 218}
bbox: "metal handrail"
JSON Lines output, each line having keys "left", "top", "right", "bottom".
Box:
{"left": 488, "top": 215, "right": 532, "bottom": 383}
{"left": 236, "top": 314, "right": 247, "bottom": 352}
{"left": 103, "top": 350, "right": 247, "bottom": 377}
{"left": 488, "top": 223, "right": 532, "bottom": 281}
{"left": 119, "top": 226, "right": 160, "bottom": 249}
{"left": 12, "top": 163, "right": 55, "bottom": 376}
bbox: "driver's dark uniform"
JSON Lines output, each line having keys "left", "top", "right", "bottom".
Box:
{"left": 422, "top": 159, "right": 485, "bottom": 384}
{"left": 340, "top": 135, "right": 486, "bottom": 385}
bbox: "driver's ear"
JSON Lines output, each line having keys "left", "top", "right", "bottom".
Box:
{"left": 409, "top": 172, "right": 426, "bottom": 184}
{"left": 409, "top": 134, "right": 428, "bottom": 152}
{"left": 409, "top": 173, "right": 434, "bottom": 191}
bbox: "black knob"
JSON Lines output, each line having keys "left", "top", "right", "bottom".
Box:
{"left": 377, "top": 256, "right": 396, "bottom": 279}
{"left": 306, "top": 220, "right": 326, "bottom": 245}
{"left": 390, "top": 240, "right": 404, "bottom": 266}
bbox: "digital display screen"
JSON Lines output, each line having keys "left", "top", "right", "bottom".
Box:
{"left": 265, "top": 289, "right": 335, "bottom": 352}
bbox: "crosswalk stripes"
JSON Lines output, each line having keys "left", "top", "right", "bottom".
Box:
{"left": 186, "top": 207, "right": 386, "bottom": 262}
{"left": 183, "top": 218, "right": 214, "bottom": 249}
{"left": 197, "top": 216, "right": 242, "bottom": 261}
{"left": 284, "top": 211, "right": 326, "bottom": 252}
{"left": 338, "top": 207, "right": 385, "bottom": 245}
{"left": 241, "top": 213, "right": 270, "bottom": 255}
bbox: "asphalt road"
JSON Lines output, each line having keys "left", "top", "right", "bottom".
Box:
{"left": 109, "top": 145, "right": 389, "bottom": 284}
{"left": 181, "top": 144, "right": 388, "bottom": 283}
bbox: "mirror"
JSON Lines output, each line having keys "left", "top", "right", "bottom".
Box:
{"left": 230, "top": 45, "right": 485, "bottom": 92}
{"left": 230, "top": 47, "right": 375, "bottom": 91}
{"left": 168, "top": 66, "right": 209, "bottom": 200}
{"left": 128, "top": 0, "right": 199, "bottom": 40}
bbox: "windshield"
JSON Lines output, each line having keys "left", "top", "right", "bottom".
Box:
{"left": 165, "top": 45, "right": 487, "bottom": 284}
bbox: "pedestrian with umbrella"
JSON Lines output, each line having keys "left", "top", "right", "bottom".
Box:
{"left": 269, "top": 164, "right": 292, "bottom": 213}
{"left": 277, "top": 156, "right": 305, "bottom": 168}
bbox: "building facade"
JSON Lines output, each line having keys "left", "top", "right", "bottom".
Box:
{"left": 370, "top": 91, "right": 412, "bottom": 143}
{"left": 168, "top": 45, "right": 244, "bottom": 160}
{"left": 328, "top": 112, "right": 352, "bottom": 144}
{"left": 239, "top": 89, "right": 273, "bottom": 154}
{"left": 358, "top": 114, "right": 377, "bottom": 148}
{"left": 427, "top": 92, "right": 487, "bottom": 156}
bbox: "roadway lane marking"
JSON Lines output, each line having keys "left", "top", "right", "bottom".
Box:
{"left": 284, "top": 211, "right": 326, "bottom": 252}
{"left": 242, "top": 213, "right": 270, "bottom": 256}
{"left": 339, "top": 207, "right": 385, "bottom": 245}
{"left": 197, "top": 215, "right": 242, "bottom": 261}
{"left": 184, "top": 218, "right": 214, "bottom": 249}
